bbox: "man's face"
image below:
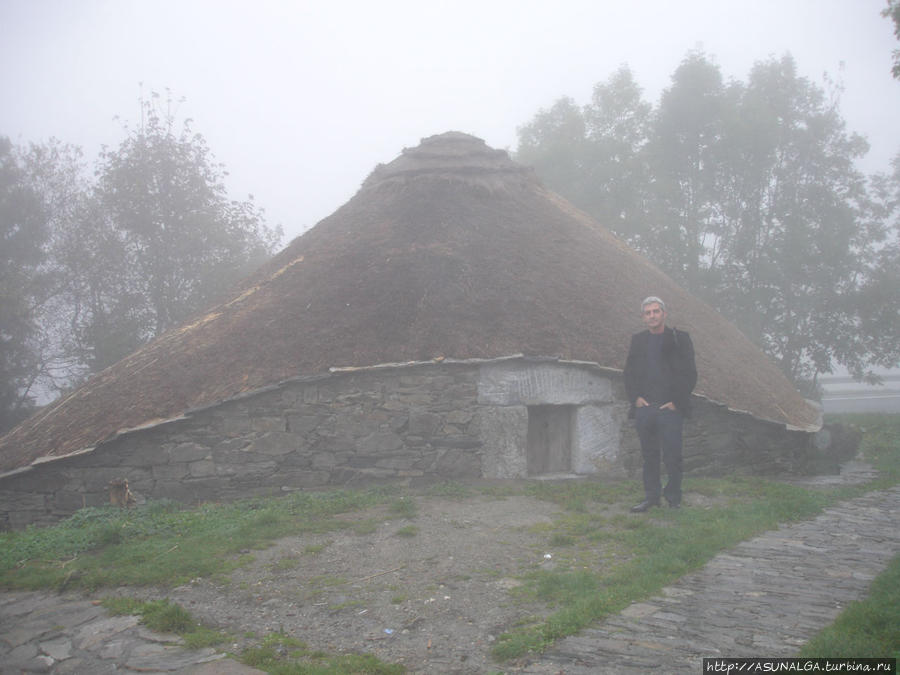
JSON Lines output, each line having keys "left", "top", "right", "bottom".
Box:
{"left": 642, "top": 302, "right": 666, "bottom": 333}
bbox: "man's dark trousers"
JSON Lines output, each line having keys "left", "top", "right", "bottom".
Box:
{"left": 635, "top": 405, "right": 683, "bottom": 506}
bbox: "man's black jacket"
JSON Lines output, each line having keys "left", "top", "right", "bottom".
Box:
{"left": 624, "top": 326, "right": 698, "bottom": 418}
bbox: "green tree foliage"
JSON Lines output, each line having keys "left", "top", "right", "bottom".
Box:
{"left": 0, "top": 138, "right": 48, "bottom": 431}
{"left": 582, "top": 66, "right": 653, "bottom": 244}
{"left": 0, "top": 91, "right": 282, "bottom": 416}
{"left": 860, "top": 152, "right": 900, "bottom": 376}
{"left": 70, "top": 92, "right": 282, "bottom": 370}
{"left": 884, "top": 0, "right": 900, "bottom": 79}
{"left": 644, "top": 52, "right": 728, "bottom": 294}
{"left": 18, "top": 139, "right": 97, "bottom": 392}
{"left": 516, "top": 52, "right": 900, "bottom": 387}
{"left": 714, "top": 57, "right": 874, "bottom": 382}
{"left": 517, "top": 96, "right": 590, "bottom": 206}
{"left": 517, "top": 66, "right": 652, "bottom": 245}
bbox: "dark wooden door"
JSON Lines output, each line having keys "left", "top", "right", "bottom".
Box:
{"left": 526, "top": 405, "right": 572, "bottom": 475}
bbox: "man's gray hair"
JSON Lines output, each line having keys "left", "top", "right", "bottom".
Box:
{"left": 641, "top": 296, "right": 666, "bottom": 312}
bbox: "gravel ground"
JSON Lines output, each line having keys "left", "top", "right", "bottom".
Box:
{"left": 114, "top": 494, "right": 570, "bottom": 674}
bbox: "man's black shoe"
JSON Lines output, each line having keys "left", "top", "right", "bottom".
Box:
{"left": 630, "top": 500, "right": 659, "bottom": 513}
{"left": 668, "top": 502, "right": 681, "bottom": 509}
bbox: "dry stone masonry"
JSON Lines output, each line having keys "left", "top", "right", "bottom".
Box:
{"left": 0, "top": 359, "right": 828, "bottom": 530}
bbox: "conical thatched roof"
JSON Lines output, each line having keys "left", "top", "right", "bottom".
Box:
{"left": 0, "top": 132, "right": 819, "bottom": 474}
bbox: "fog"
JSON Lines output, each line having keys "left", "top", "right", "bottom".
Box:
{"left": 1, "top": 0, "right": 899, "bottom": 242}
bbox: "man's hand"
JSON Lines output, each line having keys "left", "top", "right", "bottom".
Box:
{"left": 660, "top": 402, "right": 676, "bottom": 411}
{"left": 635, "top": 397, "right": 649, "bottom": 407}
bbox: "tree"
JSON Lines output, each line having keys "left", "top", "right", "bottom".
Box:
{"left": 76, "top": 91, "right": 282, "bottom": 369}
{"left": 516, "top": 96, "right": 590, "bottom": 206}
{"left": 515, "top": 67, "right": 653, "bottom": 248}
{"left": 0, "top": 137, "right": 48, "bottom": 431}
{"left": 19, "top": 138, "right": 96, "bottom": 392}
{"left": 884, "top": 0, "right": 900, "bottom": 79}
{"left": 643, "top": 51, "right": 729, "bottom": 295}
{"left": 581, "top": 66, "right": 653, "bottom": 247}
{"left": 714, "top": 56, "right": 877, "bottom": 384}
{"left": 0, "top": 91, "right": 283, "bottom": 425}
{"left": 857, "top": 151, "right": 900, "bottom": 379}
{"left": 515, "top": 52, "right": 898, "bottom": 388}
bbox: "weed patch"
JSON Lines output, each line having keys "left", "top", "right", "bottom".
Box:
{"left": 271, "top": 556, "right": 301, "bottom": 572}
{"left": 0, "top": 488, "right": 388, "bottom": 590}
{"left": 240, "top": 632, "right": 405, "bottom": 674}
{"left": 841, "top": 414, "right": 900, "bottom": 486}
{"left": 389, "top": 497, "right": 417, "bottom": 519}
{"left": 423, "top": 481, "right": 475, "bottom": 499}
{"left": 101, "top": 597, "right": 227, "bottom": 648}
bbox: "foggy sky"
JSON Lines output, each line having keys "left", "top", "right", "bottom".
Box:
{"left": 2, "top": 0, "right": 898, "bottom": 243}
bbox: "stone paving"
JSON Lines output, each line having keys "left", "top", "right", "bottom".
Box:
{"left": 521, "top": 484, "right": 900, "bottom": 674}
{"left": 0, "top": 591, "right": 263, "bottom": 674}
{"left": 1, "top": 462, "right": 897, "bottom": 674}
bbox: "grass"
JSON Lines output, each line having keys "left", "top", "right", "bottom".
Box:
{"left": 0, "top": 488, "right": 392, "bottom": 590}
{"left": 394, "top": 525, "right": 418, "bottom": 538}
{"left": 388, "top": 496, "right": 417, "bottom": 518}
{"left": 422, "top": 480, "right": 475, "bottom": 499}
{"left": 240, "top": 633, "right": 406, "bottom": 674}
{"left": 798, "top": 553, "right": 900, "bottom": 659}
{"left": 792, "top": 414, "right": 900, "bottom": 660}
{"left": 271, "top": 556, "right": 302, "bottom": 572}
{"left": 1, "top": 413, "right": 897, "bottom": 671}
{"left": 492, "top": 480, "right": 840, "bottom": 659}
{"left": 490, "top": 414, "right": 900, "bottom": 660}
{"left": 102, "top": 597, "right": 228, "bottom": 649}
{"left": 850, "top": 413, "right": 900, "bottom": 487}
{"left": 303, "top": 542, "right": 330, "bottom": 555}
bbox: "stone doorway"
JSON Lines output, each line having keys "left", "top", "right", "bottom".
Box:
{"left": 526, "top": 405, "right": 574, "bottom": 475}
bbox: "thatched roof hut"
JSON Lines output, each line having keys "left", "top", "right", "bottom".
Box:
{"left": 0, "top": 131, "right": 819, "bottom": 479}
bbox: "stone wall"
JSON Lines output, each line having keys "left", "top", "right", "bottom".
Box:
{"left": 476, "top": 360, "right": 628, "bottom": 478}
{"left": 619, "top": 397, "right": 820, "bottom": 477}
{"left": 1, "top": 364, "right": 484, "bottom": 530}
{"left": 0, "top": 359, "right": 819, "bottom": 530}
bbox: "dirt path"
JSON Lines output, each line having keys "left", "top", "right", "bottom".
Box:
{"left": 110, "top": 494, "right": 569, "bottom": 673}
{"left": 2, "top": 465, "right": 897, "bottom": 674}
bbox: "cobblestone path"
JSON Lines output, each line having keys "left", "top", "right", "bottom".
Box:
{"left": 520, "top": 485, "right": 900, "bottom": 674}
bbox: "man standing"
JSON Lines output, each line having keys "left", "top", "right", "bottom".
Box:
{"left": 624, "top": 297, "right": 697, "bottom": 512}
